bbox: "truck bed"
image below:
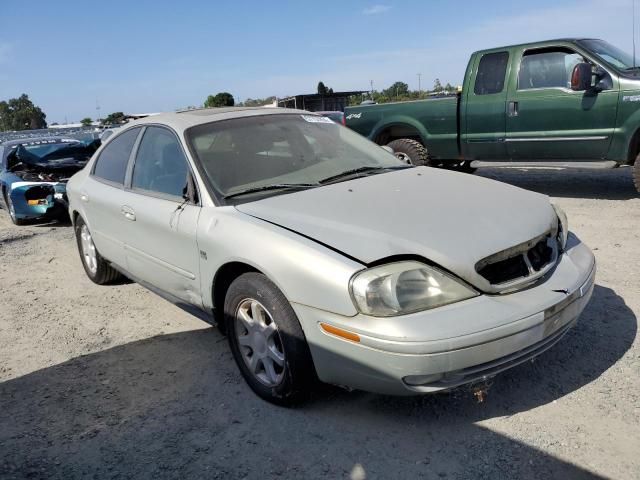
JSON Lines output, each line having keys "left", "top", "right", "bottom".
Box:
{"left": 345, "top": 96, "right": 459, "bottom": 159}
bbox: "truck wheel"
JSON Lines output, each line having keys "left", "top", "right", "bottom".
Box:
{"left": 634, "top": 153, "right": 640, "bottom": 193}
{"left": 387, "top": 139, "right": 430, "bottom": 166}
{"left": 225, "top": 272, "right": 317, "bottom": 405}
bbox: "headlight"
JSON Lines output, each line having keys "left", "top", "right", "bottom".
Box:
{"left": 552, "top": 204, "right": 569, "bottom": 249}
{"left": 350, "top": 261, "right": 479, "bottom": 317}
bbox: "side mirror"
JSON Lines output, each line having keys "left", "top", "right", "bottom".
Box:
{"left": 571, "top": 63, "right": 592, "bottom": 91}
{"left": 381, "top": 145, "right": 394, "bottom": 154}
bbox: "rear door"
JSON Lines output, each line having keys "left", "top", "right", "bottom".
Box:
{"left": 462, "top": 50, "right": 510, "bottom": 160}
{"left": 505, "top": 45, "right": 617, "bottom": 160}
{"left": 83, "top": 127, "right": 142, "bottom": 268}
{"left": 119, "top": 126, "right": 203, "bottom": 307}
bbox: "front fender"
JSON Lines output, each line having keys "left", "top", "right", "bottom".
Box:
{"left": 197, "top": 207, "right": 363, "bottom": 317}
{"left": 611, "top": 93, "right": 640, "bottom": 163}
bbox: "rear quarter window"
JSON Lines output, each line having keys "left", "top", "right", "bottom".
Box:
{"left": 474, "top": 51, "right": 510, "bottom": 95}
{"left": 92, "top": 127, "right": 141, "bottom": 184}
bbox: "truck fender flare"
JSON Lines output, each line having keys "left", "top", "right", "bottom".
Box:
{"left": 621, "top": 110, "right": 640, "bottom": 164}
{"left": 369, "top": 116, "right": 431, "bottom": 146}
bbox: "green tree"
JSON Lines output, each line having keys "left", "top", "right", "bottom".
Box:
{"left": 204, "top": 92, "right": 235, "bottom": 108}
{"left": 317, "top": 81, "right": 328, "bottom": 95}
{"left": 80, "top": 117, "right": 93, "bottom": 127}
{"left": 0, "top": 94, "right": 47, "bottom": 131}
{"left": 382, "top": 81, "right": 409, "bottom": 99}
{"left": 433, "top": 78, "right": 443, "bottom": 92}
{"left": 101, "top": 112, "right": 126, "bottom": 125}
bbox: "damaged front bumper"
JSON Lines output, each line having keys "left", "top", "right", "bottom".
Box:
{"left": 8, "top": 181, "right": 69, "bottom": 220}
{"left": 292, "top": 233, "right": 596, "bottom": 395}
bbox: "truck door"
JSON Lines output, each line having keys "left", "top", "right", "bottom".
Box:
{"left": 462, "top": 50, "right": 510, "bottom": 160}
{"left": 505, "top": 46, "right": 617, "bottom": 160}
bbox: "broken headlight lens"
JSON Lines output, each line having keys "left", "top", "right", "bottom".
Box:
{"left": 350, "top": 261, "right": 479, "bottom": 317}
{"left": 552, "top": 204, "right": 569, "bottom": 249}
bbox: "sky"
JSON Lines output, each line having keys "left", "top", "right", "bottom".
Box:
{"left": 0, "top": 0, "right": 637, "bottom": 123}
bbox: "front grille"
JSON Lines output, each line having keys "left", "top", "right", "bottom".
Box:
{"left": 476, "top": 231, "right": 559, "bottom": 289}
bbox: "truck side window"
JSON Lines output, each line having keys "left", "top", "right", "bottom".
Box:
{"left": 518, "top": 49, "right": 583, "bottom": 90}
{"left": 474, "top": 52, "right": 509, "bottom": 95}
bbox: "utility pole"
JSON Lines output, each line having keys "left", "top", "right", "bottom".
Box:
{"left": 634, "top": 0, "right": 637, "bottom": 67}
{"left": 417, "top": 73, "right": 422, "bottom": 96}
{"left": 96, "top": 100, "right": 101, "bottom": 124}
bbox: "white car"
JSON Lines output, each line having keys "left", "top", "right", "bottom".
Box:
{"left": 67, "top": 107, "right": 595, "bottom": 404}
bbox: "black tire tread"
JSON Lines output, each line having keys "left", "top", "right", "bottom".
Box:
{"left": 387, "top": 138, "right": 430, "bottom": 166}
{"left": 634, "top": 153, "right": 640, "bottom": 193}
{"left": 225, "top": 272, "right": 316, "bottom": 405}
{"left": 74, "top": 216, "right": 123, "bottom": 285}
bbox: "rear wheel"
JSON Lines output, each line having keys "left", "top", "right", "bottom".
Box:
{"left": 387, "top": 139, "right": 430, "bottom": 166}
{"left": 74, "top": 216, "right": 122, "bottom": 284}
{"left": 225, "top": 272, "right": 316, "bottom": 405}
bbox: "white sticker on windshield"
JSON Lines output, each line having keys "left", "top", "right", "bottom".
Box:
{"left": 301, "top": 115, "right": 334, "bottom": 124}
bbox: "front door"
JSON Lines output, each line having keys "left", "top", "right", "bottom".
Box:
{"left": 120, "top": 126, "right": 203, "bottom": 307}
{"left": 505, "top": 46, "right": 617, "bottom": 160}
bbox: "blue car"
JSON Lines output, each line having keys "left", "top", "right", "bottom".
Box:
{"left": 0, "top": 137, "right": 98, "bottom": 225}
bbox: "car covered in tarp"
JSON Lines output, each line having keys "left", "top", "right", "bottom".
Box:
{"left": 0, "top": 137, "right": 99, "bottom": 224}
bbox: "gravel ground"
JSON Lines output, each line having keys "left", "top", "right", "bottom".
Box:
{"left": 0, "top": 167, "right": 638, "bottom": 479}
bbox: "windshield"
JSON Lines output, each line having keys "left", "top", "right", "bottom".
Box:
{"left": 578, "top": 39, "right": 635, "bottom": 70}
{"left": 186, "top": 114, "right": 404, "bottom": 201}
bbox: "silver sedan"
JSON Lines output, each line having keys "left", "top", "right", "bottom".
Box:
{"left": 67, "top": 108, "right": 595, "bottom": 404}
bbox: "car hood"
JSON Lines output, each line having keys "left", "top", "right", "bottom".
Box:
{"left": 235, "top": 167, "right": 556, "bottom": 292}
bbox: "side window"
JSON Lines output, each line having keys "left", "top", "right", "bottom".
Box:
{"left": 474, "top": 51, "right": 509, "bottom": 95}
{"left": 132, "top": 127, "right": 189, "bottom": 199}
{"left": 93, "top": 128, "right": 140, "bottom": 184}
{"left": 518, "top": 49, "right": 584, "bottom": 90}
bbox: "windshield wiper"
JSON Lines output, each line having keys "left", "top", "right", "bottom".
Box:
{"left": 223, "top": 183, "right": 319, "bottom": 200}
{"left": 318, "top": 165, "right": 412, "bottom": 185}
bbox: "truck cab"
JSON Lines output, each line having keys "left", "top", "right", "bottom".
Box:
{"left": 345, "top": 38, "right": 640, "bottom": 192}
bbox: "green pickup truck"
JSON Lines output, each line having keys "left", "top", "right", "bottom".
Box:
{"left": 345, "top": 38, "right": 640, "bottom": 192}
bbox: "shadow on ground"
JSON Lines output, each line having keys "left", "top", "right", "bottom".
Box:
{"left": 0, "top": 285, "right": 635, "bottom": 479}
{"left": 478, "top": 166, "right": 637, "bottom": 200}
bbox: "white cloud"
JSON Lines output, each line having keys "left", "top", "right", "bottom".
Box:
{"left": 363, "top": 5, "right": 391, "bottom": 15}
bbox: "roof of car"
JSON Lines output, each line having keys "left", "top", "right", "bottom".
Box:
{"left": 124, "top": 107, "right": 316, "bottom": 131}
{"left": 0, "top": 136, "right": 80, "bottom": 147}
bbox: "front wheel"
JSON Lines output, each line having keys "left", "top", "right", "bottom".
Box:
{"left": 387, "top": 139, "right": 430, "bottom": 166}
{"left": 634, "top": 153, "right": 640, "bottom": 193}
{"left": 4, "top": 191, "right": 27, "bottom": 225}
{"left": 225, "top": 272, "right": 316, "bottom": 405}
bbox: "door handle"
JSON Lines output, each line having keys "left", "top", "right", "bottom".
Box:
{"left": 508, "top": 101, "right": 519, "bottom": 117}
{"left": 121, "top": 205, "right": 136, "bottom": 221}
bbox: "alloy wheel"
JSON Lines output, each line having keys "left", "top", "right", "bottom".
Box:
{"left": 79, "top": 224, "right": 98, "bottom": 274}
{"left": 235, "top": 298, "right": 286, "bottom": 387}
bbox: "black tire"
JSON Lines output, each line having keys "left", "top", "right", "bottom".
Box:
{"left": 387, "top": 138, "right": 430, "bottom": 166}
{"left": 3, "top": 191, "right": 28, "bottom": 225}
{"left": 225, "top": 272, "right": 316, "bottom": 405}
{"left": 634, "top": 153, "right": 640, "bottom": 193}
{"left": 74, "top": 216, "right": 122, "bottom": 285}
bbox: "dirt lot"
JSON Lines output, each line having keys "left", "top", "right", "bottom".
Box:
{"left": 0, "top": 167, "right": 638, "bottom": 479}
